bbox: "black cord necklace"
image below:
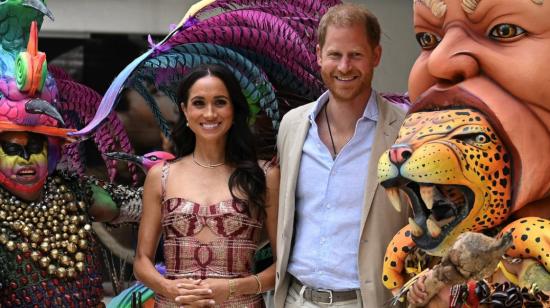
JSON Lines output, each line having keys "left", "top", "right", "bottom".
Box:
{"left": 324, "top": 103, "right": 338, "bottom": 159}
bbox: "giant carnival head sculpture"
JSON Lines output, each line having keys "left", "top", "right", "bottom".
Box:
{"left": 409, "top": 0, "right": 550, "bottom": 221}
{"left": 378, "top": 0, "right": 550, "bottom": 298}
{"left": 380, "top": 0, "right": 550, "bottom": 256}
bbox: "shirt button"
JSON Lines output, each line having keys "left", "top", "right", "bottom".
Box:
{"left": 326, "top": 203, "right": 331, "bottom": 209}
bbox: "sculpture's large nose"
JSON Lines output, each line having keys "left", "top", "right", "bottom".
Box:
{"left": 389, "top": 144, "right": 412, "bottom": 166}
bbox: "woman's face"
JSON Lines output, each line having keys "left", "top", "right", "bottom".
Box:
{"left": 182, "top": 75, "right": 234, "bottom": 143}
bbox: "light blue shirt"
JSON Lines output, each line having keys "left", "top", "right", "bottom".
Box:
{"left": 287, "top": 91, "right": 379, "bottom": 290}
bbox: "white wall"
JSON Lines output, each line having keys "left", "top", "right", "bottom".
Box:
{"left": 41, "top": 0, "right": 193, "bottom": 36}
{"left": 358, "top": 1, "right": 419, "bottom": 92}
{"left": 41, "top": 0, "right": 418, "bottom": 91}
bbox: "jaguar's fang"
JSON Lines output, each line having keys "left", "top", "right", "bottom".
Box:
{"left": 420, "top": 185, "right": 435, "bottom": 210}
{"left": 409, "top": 217, "right": 424, "bottom": 237}
{"left": 387, "top": 187, "right": 402, "bottom": 212}
{"left": 427, "top": 217, "right": 442, "bottom": 238}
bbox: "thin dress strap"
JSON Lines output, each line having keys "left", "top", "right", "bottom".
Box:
{"left": 160, "top": 161, "right": 170, "bottom": 202}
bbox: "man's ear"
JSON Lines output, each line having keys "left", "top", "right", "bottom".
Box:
{"left": 373, "top": 45, "right": 382, "bottom": 67}
{"left": 316, "top": 44, "right": 322, "bottom": 66}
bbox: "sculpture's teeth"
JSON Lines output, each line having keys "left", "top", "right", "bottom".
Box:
{"left": 409, "top": 217, "right": 424, "bottom": 237}
{"left": 420, "top": 185, "right": 434, "bottom": 210}
{"left": 427, "top": 218, "right": 442, "bottom": 238}
{"left": 387, "top": 187, "right": 401, "bottom": 212}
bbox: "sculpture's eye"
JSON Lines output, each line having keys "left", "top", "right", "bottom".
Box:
{"left": 474, "top": 134, "right": 488, "bottom": 144}
{"left": 489, "top": 24, "right": 526, "bottom": 41}
{"left": 455, "top": 133, "right": 491, "bottom": 146}
{"left": 415, "top": 32, "right": 441, "bottom": 50}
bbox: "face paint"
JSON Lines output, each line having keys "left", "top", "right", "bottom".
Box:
{"left": 0, "top": 132, "right": 48, "bottom": 201}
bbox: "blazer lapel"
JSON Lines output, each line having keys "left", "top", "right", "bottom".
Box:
{"left": 359, "top": 95, "right": 402, "bottom": 235}
{"left": 282, "top": 112, "right": 310, "bottom": 235}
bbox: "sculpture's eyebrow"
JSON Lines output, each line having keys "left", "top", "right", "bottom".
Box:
{"left": 462, "top": 0, "right": 480, "bottom": 14}
{"left": 462, "top": 0, "right": 544, "bottom": 15}
{"left": 415, "top": 0, "right": 447, "bottom": 18}
{"left": 416, "top": 0, "right": 544, "bottom": 18}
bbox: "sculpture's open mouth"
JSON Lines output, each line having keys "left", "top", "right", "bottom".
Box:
{"left": 382, "top": 179, "right": 474, "bottom": 251}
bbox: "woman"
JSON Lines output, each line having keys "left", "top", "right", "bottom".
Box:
{"left": 134, "top": 64, "right": 279, "bottom": 307}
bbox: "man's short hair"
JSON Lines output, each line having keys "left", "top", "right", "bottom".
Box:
{"left": 317, "top": 3, "right": 381, "bottom": 49}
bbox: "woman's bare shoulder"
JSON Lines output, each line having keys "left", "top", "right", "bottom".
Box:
{"left": 258, "top": 158, "right": 279, "bottom": 173}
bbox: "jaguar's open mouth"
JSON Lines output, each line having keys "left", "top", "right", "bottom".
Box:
{"left": 382, "top": 179, "right": 474, "bottom": 251}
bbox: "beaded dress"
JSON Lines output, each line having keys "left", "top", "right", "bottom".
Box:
{"left": 155, "top": 162, "right": 265, "bottom": 307}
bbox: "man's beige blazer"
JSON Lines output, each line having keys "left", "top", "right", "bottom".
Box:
{"left": 274, "top": 94, "right": 409, "bottom": 307}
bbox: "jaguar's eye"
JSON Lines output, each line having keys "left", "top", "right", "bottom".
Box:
{"left": 475, "top": 134, "right": 488, "bottom": 144}
{"left": 455, "top": 133, "right": 491, "bottom": 146}
{"left": 489, "top": 24, "right": 526, "bottom": 41}
{"left": 415, "top": 32, "right": 441, "bottom": 50}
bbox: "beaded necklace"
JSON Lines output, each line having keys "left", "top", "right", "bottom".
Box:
{"left": 0, "top": 176, "right": 92, "bottom": 279}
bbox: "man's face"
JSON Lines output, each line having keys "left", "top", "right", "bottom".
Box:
{"left": 0, "top": 132, "right": 48, "bottom": 200}
{"left": 408, "top": 0, "right": 550, "bottom": 210}
{"left": 317, "top": 23, "right": 381, "bottom": 104}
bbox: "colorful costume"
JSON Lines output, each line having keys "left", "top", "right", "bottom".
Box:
{"left": 0, "top": 1, "right": 142, "bottom": 306}
{"left": 0, "top": 174, "right": 105, "bottom": 307}
{"left": 378, "top": 0, "right": 550, "bottom": 306}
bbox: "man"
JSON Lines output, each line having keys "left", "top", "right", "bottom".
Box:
{"left": 275, "top": 4, "right": 409, "bottom": 307}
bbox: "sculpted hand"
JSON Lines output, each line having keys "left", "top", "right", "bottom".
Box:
{"left": 160, "top": 278, "right": 214, "bottom": 307}
{"left": 407, "top": 272, "right": 451, "bottom": 308}
{"left": 407, "top": 274, "right": 428, "bottom": 305}
{"left": 200, "top": 278, "right": 231, "bottom": 304}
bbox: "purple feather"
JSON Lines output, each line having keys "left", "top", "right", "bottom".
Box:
{"left": 197, "top": 0, "right": 341, "bottom": 18}
{"left": 168, "top": 26, "right": 318, "bottom": 82}
{"left": 69, "top": 51, "right": 155, "bottom": 137}
{"left": 197, "top": 10, "right": 315, "bottom": 62}
{"left": 51, "top": 71, "right": 139, "bottom": 183}
{"left": 169, "top": 25, "right": 314, "bottom": 70}
{"left": 197, "top": 5, "right": 319, "bottom": 43}
{"left": 380, "top": 92, "right": 411, "bottom": 111}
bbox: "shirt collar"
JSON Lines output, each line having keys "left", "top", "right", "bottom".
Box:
{"left": 308, "top": 90, "right": 379, "bottom": 123}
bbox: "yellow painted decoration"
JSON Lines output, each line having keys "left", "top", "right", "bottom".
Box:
{"left": 382, "top": 224, "right": 416, "bottom": 290}
{"left": 499, "top": 217, "right": 550, "bottom": 273}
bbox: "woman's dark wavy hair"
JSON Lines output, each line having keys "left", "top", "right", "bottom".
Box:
{"left": 171, "top": 64, "right": 266, "bottom": 210}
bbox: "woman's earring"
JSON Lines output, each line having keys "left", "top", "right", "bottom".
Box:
{"left": 186, "top": 122, "right": 189, "bottom": 127}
